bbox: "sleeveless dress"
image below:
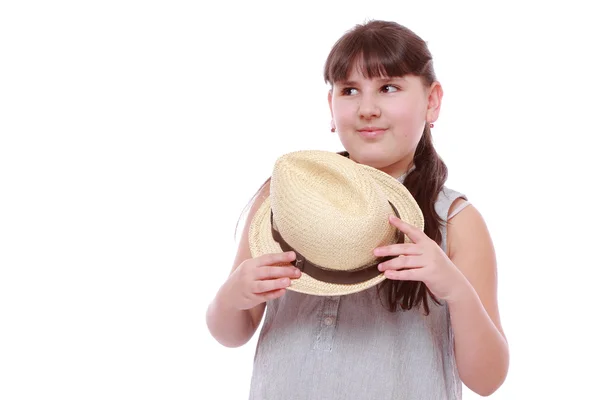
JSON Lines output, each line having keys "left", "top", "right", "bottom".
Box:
{"left": 248, "top": 186, "right": 470, "bottom": 400}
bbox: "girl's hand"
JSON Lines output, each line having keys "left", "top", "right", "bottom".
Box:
{"left": 374, "top": 215, "right": 470, "bottom": 302}
{"left": 221, "top": 251, "right": 301, "bottom": 311}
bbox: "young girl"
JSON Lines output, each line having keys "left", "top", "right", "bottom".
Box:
{"left": 206, "top": 20, "right": 509, "bottom": 399}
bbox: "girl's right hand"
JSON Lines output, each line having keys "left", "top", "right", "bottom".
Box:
{"left": 221, "top": 251, "right": 301, "bottom": 311}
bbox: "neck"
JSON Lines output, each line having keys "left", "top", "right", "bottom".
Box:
{"left": 338, "top": 151, "right": 415, "bottom": 180}
{"left": 378, "top": 159, "right": 415, "bottom": 180}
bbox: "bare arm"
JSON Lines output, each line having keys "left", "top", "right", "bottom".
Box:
{"left": 373, "top": 199, "right": 509, "bottom": 395}
{"left": 205, "top": 182, "right": 300, "bottom": 348}
{"left": 446, "top": 200, "right": 509, "bottom": 396}
{"left": 205, "top": 183, "right": 268, "bottom": 348}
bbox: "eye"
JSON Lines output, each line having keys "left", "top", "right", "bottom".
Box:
{"left": 341, "top": 87, "right": 358, "bottom": 96}
{"left": 381, "top": 84, "right": 399, "bottom": 93}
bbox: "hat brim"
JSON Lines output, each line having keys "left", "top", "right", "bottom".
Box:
{"left": 248, "top": 164, "right": 424, "bottom": 296}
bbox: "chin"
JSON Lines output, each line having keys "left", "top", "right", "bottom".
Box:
{"left": 346, "top": 147, "right": 392, "bottom": 170}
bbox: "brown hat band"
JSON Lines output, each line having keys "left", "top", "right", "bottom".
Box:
{"left": 270, "top": 202, "right": 404, "bottom": 285}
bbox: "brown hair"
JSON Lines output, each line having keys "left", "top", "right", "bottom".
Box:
{"left": 324, "top": 20, "right": 447, "bottom": 314}
{"left": 239, "top": 20, "right": 448, "bottom": 314}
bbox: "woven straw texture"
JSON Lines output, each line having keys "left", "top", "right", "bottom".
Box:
{"left": 249, "top": 150, "right": 424, "bottom": 296}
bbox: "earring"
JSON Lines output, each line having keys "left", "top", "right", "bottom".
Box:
{"left": 330, "top": 121, "right": 336, "bottom": 132}
{"left": 429, "top": 123, "right": 434, "bottom": 128}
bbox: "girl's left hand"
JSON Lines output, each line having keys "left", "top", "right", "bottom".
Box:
{"left": 374, "top": 215, "right": 470, "bottom": 302}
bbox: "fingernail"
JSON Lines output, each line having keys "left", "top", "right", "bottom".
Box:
{"left": 378, "top": 263, "right": 384, "bottom": 271}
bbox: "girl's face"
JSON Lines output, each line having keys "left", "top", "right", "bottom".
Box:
{"left": 328, "top": 64, "right": 442, "bottom": 178}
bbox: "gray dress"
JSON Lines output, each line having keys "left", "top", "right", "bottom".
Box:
{"left": 248, "top": 187, "right": 470, "bottom": 400}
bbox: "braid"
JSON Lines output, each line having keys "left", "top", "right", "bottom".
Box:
{"left": 377, "top": 125, "right": 447, "bottom": 314}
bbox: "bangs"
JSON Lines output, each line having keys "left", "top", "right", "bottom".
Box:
{"left": 324, "top": 22, "right": 432, "bottom": 84}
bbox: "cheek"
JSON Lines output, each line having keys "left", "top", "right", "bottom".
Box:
{"left": 387, "top": 103, "right": 424, "bottom": 130}
{"left": 332, "top": 102, "right": 355, "bottom": 125}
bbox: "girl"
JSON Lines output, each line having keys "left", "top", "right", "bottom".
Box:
{"left": 206, "top": 20, "right": 509, "bottom": 399}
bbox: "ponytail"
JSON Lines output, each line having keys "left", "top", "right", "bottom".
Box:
{"left": 377, "top": 125, "right": 448, "bottom": 314}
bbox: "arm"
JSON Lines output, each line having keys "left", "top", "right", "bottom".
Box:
{"left": 374, "top": 200, "right": 510, "bottom": 395}
{"left": 206, "top": 181, "right": 297, "bottom": 348}
{"left": 446, "top": 200, "right": 509, "bottom": 396}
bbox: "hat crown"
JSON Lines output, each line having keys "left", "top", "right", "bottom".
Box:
{"left": 271, "top": 151, "right": 398, "bottom": 270}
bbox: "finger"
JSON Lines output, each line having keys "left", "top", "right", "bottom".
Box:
{"left": 388, "top": 215, "right": 424, "bottom": 243}
{"left": 256, "top": 251, "right": 296, "bottom": 267}
{"left": 257, "top": 265, "right": 302, "bottom": 280}
{"left": 374, "top": 243, "right": 421, "bottom": 257}
{"left": 378, "top": 256, "right": 423, "bottom": 271}
{"left": 384, "top": 268, "right": 421, "bottom": 281}
{"left": 253, "top": 277, "right": 292, "bottom": 294}
{"left": 257, "top": 288, "right": 287, "bottom": 301}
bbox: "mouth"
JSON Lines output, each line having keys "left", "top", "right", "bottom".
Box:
{"left": 357, "top": 127, "right": 387, "bottom": 139}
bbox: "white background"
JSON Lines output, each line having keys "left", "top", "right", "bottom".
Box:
{"left": 1, "top": 1, "right": 599, "bottom": 399}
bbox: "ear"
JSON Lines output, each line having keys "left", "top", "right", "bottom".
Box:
{"left": 426, "top": 82, "right": 443, "bottom": 123}
{"left": 328, "top": 90, "right": 334, "bottom": 117}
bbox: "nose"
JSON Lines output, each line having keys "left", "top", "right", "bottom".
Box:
{"left": 358, "top": 93, "right": 381, "bottom": 119}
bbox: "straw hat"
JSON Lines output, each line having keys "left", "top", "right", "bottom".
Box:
{"left": 248, "top": 150, "right": 424, "bottom": 296}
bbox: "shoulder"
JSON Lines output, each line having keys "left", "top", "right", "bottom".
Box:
{"left": 440, "top": 186, "right": 489, "bottom": 257}
{"left": 435, "top": 186, "right": 470, "bottom": 222}
{"left": 234, "top": 178, "right": 272, "bottom": 267}
{"left": 251, "top": 179, "right": 271, "bottom": 212}
{"left": 444, "top": 193, "right": 496, "bottom": 287}
{"left": 243, "top": 178, "right": 272, "bottom": 227}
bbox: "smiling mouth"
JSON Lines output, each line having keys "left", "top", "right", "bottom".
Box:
{"left": 358, "top": 128, "right": 386, "bottom": 139}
